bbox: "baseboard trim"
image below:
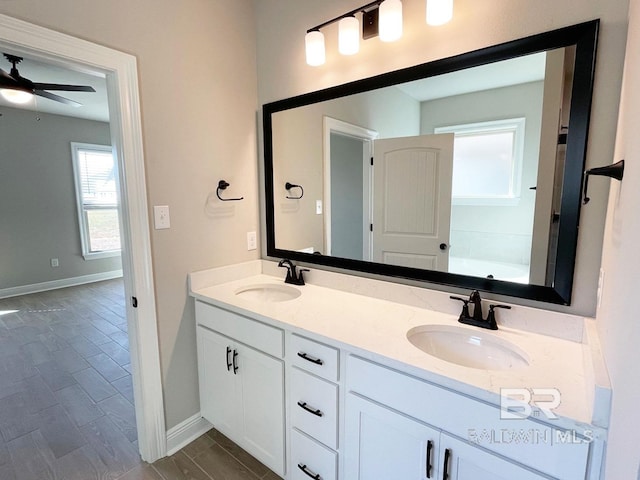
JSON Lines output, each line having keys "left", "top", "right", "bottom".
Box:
{"left": 0, "top": 270, "right": 124, "bottom": 299}
{"left": 166, "top": 413, "right": 212, "bottom": 457}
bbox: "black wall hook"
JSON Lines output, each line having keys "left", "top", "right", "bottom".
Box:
{"left": 583, "top": 160, "right": 625, "bottom": 204}
{"left": 216, "top": 180, "right": 244, "bottom": 202}
{"left": 285, "top": 182, "right": 304, "bottom": 199}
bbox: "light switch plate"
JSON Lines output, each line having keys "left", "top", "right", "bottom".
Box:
{"left": 247, "top": 231, "right": 257, "bottom": 251}
{"left": 316, "top": 200, "right": 323, "bottom": 215}
{"left": 154, "top": 205, "right": 171, "bottom": 229}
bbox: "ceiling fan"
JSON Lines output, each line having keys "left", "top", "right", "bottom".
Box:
{"left": 0, "top": 53, "right": 96, "bottom": 107}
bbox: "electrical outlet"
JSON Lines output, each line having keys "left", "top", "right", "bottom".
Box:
{"left": 50, "top": 258, "right": 59, "bottom": 268}
{"left": 247, "top": 231, "right": 257, "bottom": 251}
{"left": 153, "top": 205, "right": 171, "bottom": 229}
{"left": 316, "top": 200, "right": 323, "bottom": 215}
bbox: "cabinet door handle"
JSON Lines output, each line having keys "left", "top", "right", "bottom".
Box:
{"left": 232, "top": 349, "right": 238, "bottom": 374}
{"left": 297, "top": 463, "right": 322, "bottom": 480}
{"left": 297, "top": 401, "right": 323, "bottom": 417}
{"left": 297, "top": 352, "right": 324, "bottom": 365}
{"left": 426, "top": 439, "right": 433, "bottom": 478}
{"left": 226, "top": 346, "right": 232, "bottom": 372}
{"left": 442, "top": 448, "right": 451, "bottom": 480}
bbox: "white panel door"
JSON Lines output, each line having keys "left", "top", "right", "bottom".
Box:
{"left": 439, "top": 434, "right": 548, "bottom": 480}
{"left": 196, "top": 326, "right": 237, "bottom": 436}
{"left": 373, "top": 134, "right": 454, "bottom": 272}
{"left": 238, "top": 343, "right": 285, "bottom": 475}
{"left": 344, "top": 393, "right": 441, "bottom": 480}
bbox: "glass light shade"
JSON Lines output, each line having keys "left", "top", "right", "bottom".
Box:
{"left": 426, "top": 0, "right": 453, "bottom": 26}
{"left": 338, "top": 16, "right": 360, "bottom": 55}
{"left": 379, "top": 0, "right": 403, "bottom": 42}
{"left": 305, "top": 30, "right": 326, "bottom": 66}
{"left": 1, "top": 88, "right": 33, "bottom": 104}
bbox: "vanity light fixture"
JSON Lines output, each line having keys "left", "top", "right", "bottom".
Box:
{"left": 339, "top": 16, "right": 360, "bottom": 55}
{"left": 426, "top": 0, "right": 453, "bottom": 26}
{"left": 379, "top": 0, "right": 403, "bottom": 42}
{"left": 305, "top": 0, "right": 404, "bottom": 66}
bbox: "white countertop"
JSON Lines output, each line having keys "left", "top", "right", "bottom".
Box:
{"left": 189, "top": 260, "right": 611, "bottom": 431}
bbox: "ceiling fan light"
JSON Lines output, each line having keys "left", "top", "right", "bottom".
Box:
{"left": 305, "top": 30, "right": 326, "bottom": 66}
{"left": 426, "top": 0, "right": 453, "bottom": 26}
{"left": 0, "top": 88, "right": 33, "bottom": 104}
{"left": 379, "top": 0, "right": 403, "bottom": 42}
{"left": 338, "top": 16, "right": 360, "bottom": 55}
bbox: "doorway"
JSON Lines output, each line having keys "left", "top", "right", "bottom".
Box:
{"left": 0, "top": 13, "right": 165, "bottom": 461}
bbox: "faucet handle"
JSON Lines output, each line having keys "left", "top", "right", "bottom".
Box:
{"left": 486, "top": 304, "right": 512, "bottom": 329}
{"left": 450, "top": 296, "right": 470, "bottom": 318}
{"left": 298, "top": 268, "right": 309, "bottom": 286}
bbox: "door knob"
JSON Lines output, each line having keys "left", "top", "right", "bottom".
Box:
{"left": 439, "top": 243, "right": 448, "bottom": 251}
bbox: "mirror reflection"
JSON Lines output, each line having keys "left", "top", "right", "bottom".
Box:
{"left": 272, "top": 46, "right": 576, "bottom": 287}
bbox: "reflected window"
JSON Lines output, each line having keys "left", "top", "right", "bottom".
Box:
{"left": 71, "top": 143, "right": 121, "bottom": 259}
{"left": 435, "top": 118, "right": 525, "bottom": 205}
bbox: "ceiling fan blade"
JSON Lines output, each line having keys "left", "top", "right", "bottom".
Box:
{"left": 35, "top": 89, "right": 83, "bottom": 107}
{"left": 32, "top": 83, "right": 96, "bottom": 92}
{"left": 0, "top": 68, "right": 21, "bottom": 88}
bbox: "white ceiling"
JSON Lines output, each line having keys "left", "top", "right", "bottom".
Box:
{"left": 0, "top": 53, "right": 110, "bottom": 122}
{"left": 0, "top": 51, "right": 546, "bottom": 124}
{"left": 396, "top": 52, "right": 547, "bottom": 102}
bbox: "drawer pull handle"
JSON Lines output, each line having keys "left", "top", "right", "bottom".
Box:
{"left": 298, "top": 463, "right": 322, "bottom": 480}
{"left": 426, "top": 439, "right": 433, "bottom": 478}
{"left": 232, "top": 349, "right": 239, "bottom": 374}
{"left": 226, "top": 346, "right": 232, "bottom": 372}
{"left": 297, "top": 401, "right": 323, "bottom": 417}
{"left": 442, "top": 448, "right": 451, "bottom": 480}
{"left": 297, "top": 352, "right": 324, "bottom": 365}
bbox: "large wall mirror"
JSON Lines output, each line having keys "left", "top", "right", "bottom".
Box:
{"left": 263, "top": 20, "right": 599, "bottom": 305}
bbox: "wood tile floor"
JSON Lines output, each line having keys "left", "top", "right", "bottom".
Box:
{"left": 0, "top": 280, "right": 281, "bottom": 480}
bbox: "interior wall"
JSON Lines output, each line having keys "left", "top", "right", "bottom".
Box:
{"left": 330, "top": 133, "right": 364, "bottom": 259}
{"left": 272, "top": 85, "right": 419, "bottom": 253}
{"left": 0, "top": 106, "right": 120, "bottom": 291}
{"left": 0, "top": 0, "right": 259, "bottom": 429}
{"left": 255, "top": 0, "right": 629, "bottom": 316}
{"left": 596, "top": 0, "right": 640, "bottom": 476}
{"left": 420, "top": 81, "right": 543, "bottom": 268}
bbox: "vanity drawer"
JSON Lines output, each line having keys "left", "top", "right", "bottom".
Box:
{"left": 290, "top": 428, "right": 337, "bottom": 480}
{"left": 195, "top": 301, "right": 283, "bottom": 358}
{"left": 291, "top": 334, "right": 339, "bottom": 381}
{"left": 290, "top": 368, "right": 338, "bottom": 449}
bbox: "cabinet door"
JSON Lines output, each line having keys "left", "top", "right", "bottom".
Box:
{"left": 196, "top": 326, "right": 237, "bottom": 436}
{"left": 345, "top": 393, "right": 440, "bottom": 480}
{"left": 439, "top": 434, "right": 548, "bottom": 480}
{"left": 237, "top": 343, "right": 285, "bottom": 475}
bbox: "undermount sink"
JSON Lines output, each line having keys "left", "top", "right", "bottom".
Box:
{"left": 234, "top": 283, "right": 301, "bottom": 302}
{"left": 407, "top": 325, "right": 529, "bottom": 370}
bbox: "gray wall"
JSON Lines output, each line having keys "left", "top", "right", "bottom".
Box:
{"left": 330, "top": 133, "right": 364, "bottom": 260}
{"left": 272, "top": 85, "right": 420, "bottom": 253}
{"left": 420, "top": 81, "right": 544, "bottom": 268}
{"left": 0, "top": 106, "right": 120, "bottom": 291}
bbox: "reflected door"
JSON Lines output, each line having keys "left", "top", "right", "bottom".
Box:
{"left": 372, "top": 134, "right": 454, "bottom": 271}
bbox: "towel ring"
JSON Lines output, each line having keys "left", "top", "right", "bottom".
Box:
{"left": 285, "top": 182, "right": 304, "bottom": 200}
{"left": 217, "top": 180, "right": 244, "bottom": 202}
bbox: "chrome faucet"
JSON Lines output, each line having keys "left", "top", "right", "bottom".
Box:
{"left": 278, "top": 259, "right": 309, "bottom": 286}
{"left": 450, "top": 290, "right": 511, "bottom": 330}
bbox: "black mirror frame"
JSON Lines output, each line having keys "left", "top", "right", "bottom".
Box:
{"left": 263, "top": 20, "right": 599, "bottom": 305}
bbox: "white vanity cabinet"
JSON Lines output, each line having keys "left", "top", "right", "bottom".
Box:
{"left": 345, "top": 355, "right": 591, "bottom": 480}
{"left": 345, "top": 393, "right": 548, "bottom": 479}
{"left": 288, "top": 334, "right": 340, "bottom": 480}
{"left": 195, "top": 301, "right": 285, "bottom": 476}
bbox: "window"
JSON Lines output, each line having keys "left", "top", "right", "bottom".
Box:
{"left": 71, "top": 143, "right": 121, "bottom": 259}
{"left": 435, "top": 118, "right": 526, "bottom": 205}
